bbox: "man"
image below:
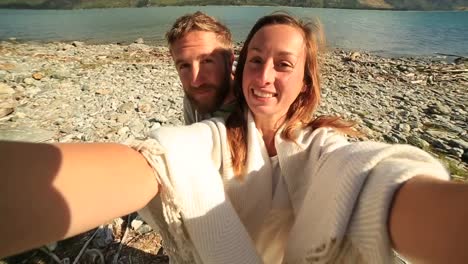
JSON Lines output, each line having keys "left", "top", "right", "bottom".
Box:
{"left": 166, "top": 11, "right": 237, "bottom": 125}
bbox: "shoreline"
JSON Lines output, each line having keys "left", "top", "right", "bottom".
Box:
{"left": 3, "top": 39, "right": 466, "bottom": 62}
{"left": 0, "top": 4, "right": 467, "bottom": 11}
{"left": 0, "top": 39, "right": 467, "bottom": 263}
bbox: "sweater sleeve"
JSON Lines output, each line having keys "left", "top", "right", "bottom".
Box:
{"left": 314, "top": 140, "right": 450, "bottom": 263}
{"left": 343, "top": 143, "right": 450, "bottom": 263}
{"left": 283, "top": 128, "right": 450, "bottom": 264}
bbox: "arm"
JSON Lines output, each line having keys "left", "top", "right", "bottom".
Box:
{"left": 0, "top": 141, "right": 158, "bottom": 258}
{"left": 389, "top": 176, "right": 468, "bottom": 263}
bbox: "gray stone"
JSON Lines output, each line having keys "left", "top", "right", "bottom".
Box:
{"left": 92, "top": 225, "right": 114, "bottom": 248}
{"left": 71, "top": 41, "right": 84, "bottom": 47}
{"left": 136, "top": 224, "right": 153, "bottom": 235}
{"left": 131, "top": 219, "right": 144, "bottom": 230}
{"left": 462, "top": 151, "right": 468, "bottom": 163}
{"left": 448, "top": 139, "right": 468, "bottom": 151}
{"left": 118, "top": 126, "right": 130, "bottom": 135}
{"left": 448, "top": 148, "right": 464, "bottom": 158}
{"left": 0, "top": 128, "right": 55, "bottom": 142}
{"left": 427, "top": 102, "right": 451, "bottom": 115}
{"left": 0, "top": 108, "right": 14, "bottom": 118}
{"left": 407, "top": 136, "right": 430, "bottom": 149}
{"left": 134, "top": 38, "right": 144, "bottom": 44}
{"left": 398, "top": 123, "right": 411, "bottom": 133}
{"left": 0, "top": 83, "right": 15, "bottom": 94}
{"left": 117, "top": 102, "right": 135, "bottom": 113}
{"left": 23, "top": 77, "right": 35, "bottom": 85}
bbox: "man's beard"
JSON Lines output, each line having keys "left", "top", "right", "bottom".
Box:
{"left": 185, "top": 77, "right": 230, "bottom": 115}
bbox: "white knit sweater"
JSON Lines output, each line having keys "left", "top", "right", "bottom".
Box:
{"left": 131, "top": 113, "right": 449, "bottom": 264}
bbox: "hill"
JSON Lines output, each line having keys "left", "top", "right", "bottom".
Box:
{"left": 0, "top": 0, "right": 467, "bottom": 10}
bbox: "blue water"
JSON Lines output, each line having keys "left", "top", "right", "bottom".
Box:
{"left": 0, "top": 6, "right": 467, "bottom": 57}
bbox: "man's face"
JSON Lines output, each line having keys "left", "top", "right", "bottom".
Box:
{"left": 171, "top": 31, "right": 233, "bottom": 114}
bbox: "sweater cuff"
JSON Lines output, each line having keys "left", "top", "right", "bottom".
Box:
{"left": 348, "top": 145, "right": 449, "bottom": 263}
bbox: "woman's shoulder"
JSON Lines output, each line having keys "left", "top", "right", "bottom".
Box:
{"left": 147, "top": 118, "right": 226, "bottom": 153}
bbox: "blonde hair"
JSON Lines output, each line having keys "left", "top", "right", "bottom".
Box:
{"left": 166, "top": 11, "right": 233, "bottom": 51}
{"left": 226, "top": 12, "right": 359, "bottom": 179}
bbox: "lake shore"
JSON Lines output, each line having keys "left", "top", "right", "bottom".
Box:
{"left": 1, "top": 39, "right": 467, "bottom": 263}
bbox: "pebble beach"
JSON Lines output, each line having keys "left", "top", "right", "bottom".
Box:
{"left": 1, "top": 39, "right": 467, "bottom": 263}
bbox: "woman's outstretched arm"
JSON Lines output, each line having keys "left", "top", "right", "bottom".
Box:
{"left": 389, "top": 176, "right": 468, "bottom": 263}
{"left": 0, "top": 141, "right": 158, "bottom": 258}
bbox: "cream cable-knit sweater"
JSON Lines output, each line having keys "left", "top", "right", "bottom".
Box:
{"left": 130, "top": 112, "right": 449, "bottom": 264}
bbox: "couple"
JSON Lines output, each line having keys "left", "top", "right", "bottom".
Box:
{"left": 1, "top": 12, "right": 467, "bottom": 264}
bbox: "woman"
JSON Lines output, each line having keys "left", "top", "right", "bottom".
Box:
{"left": 1, "top": 13, "right": 467, "bottom": 264}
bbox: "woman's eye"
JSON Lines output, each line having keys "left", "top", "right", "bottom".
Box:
{"left": 277, "top": 62, "right": 293, "bottom": 70}
{"left": 248, "top": 57, "right": 262, "bottom": 64}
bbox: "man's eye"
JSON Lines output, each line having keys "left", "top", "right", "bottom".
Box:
{"left": 202, "top": 58, "right": 214, "bottom": 64}
{"left": 178, "top": 63, "right": 190, "bottom": 70}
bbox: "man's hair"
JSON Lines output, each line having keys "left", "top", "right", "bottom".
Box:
{"left": 166, "top": 11, "right": 233, "bottom": 50}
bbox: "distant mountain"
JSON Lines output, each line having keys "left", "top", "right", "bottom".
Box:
{"left": 0, "top": 0, "right": 467, "bottom": 10}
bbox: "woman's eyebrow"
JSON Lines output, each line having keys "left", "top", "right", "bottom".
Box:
{"left": 249, "top": 47, "right": 297, "bottom": 57}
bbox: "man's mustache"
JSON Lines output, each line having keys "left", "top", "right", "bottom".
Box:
{"left": 188, "top": 85, "right": 217, "bottom": 94}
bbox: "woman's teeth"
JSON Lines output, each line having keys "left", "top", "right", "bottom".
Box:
{"left": 253, "top": 89, "right": 276, "bottom": 98}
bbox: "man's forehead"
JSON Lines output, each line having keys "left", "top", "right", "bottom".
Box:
{"left": 171, "top": 31, "right": 225, "bottom": 52}
{"left": 171, "top": 34, "right": 231, "bottom": 63}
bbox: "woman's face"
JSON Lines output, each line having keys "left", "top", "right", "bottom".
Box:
{"left": 242, "top": 24, "right": 306, "bottom": 125}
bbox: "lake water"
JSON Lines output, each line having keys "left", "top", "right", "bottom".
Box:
{"left": 0, "top": 6, "right": 467, "bottom": 57}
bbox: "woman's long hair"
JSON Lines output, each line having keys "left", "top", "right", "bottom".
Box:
{"left": 226, "top": 12, "right": 358, "bottom": 179}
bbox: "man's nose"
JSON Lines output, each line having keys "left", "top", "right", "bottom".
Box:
{"left": 190, "top": 63, "right": 204, "bottom": 88}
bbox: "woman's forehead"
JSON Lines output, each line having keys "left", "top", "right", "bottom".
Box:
{"left": 248, "top": 24, "right": 305, "bottom": 56}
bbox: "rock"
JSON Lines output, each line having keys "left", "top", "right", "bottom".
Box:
{"left": 349, "top": 52, "right": 360, "bottom": 61}
{"left": 427, "top": 102, "right": 451, "bottom": 115}
{"left": 61, "top": 44, "right": 74, "bottom": 50}
{"left": 407, "top": 136, "right": 430, "bottom": 149}
{"left": 95, "top": 88, "right": 111, "bottom": 95}
{"left": 0, "top": 108, "right": 14, "bottom": 118}
{"left": 117, "top": 126, "right": 130, "bottom": 135}
{"left": 131, "top": 219, "right": 144, "bottom": 230}
{"left": 431, "top": 139, "right": 451, "bottom": 151}
{"left": 92, "top": 225, "right": 114, "bottom": 248}
{"left": 118, "top": 102, "right": 135, "bottom": 113}
{"left": 113, "top": 217, "right": 124, "bottom": 227}
{"left": 72, "top": 41, "right": 84, "bottom": 47}
{"left": 138, "top": 103, "right": 151, "bottom": 113}
{"left": 0, "top": 128, "right": 55, "bottom": 142}
{"left": 454, "top": 57, "right": 468, "bottom": 65}
{"left": 46, "top": 242, "right": 58, "bottom": 251}
{"left": 116, "top": 114, "right": 131, "bottom": 123}
{"left": 448, "top": 139, "right": 468, "bottom": 151}
{"left": 136, "top": 224, "right": 153, "bottom": 234}
{"left": 0, "top": 83, "right": 15, "bottom": 94}
{"left": 448, "top": 148, "right": 464, "bottom": 158}
{"left": 23, "top": 77, "right": 35, "bottom": 85}
{"left": 32, "top": 72, "right": 44, "bottom": 80}
{"left": 397, "top": 123, "right": 411, "bottom": 133}
{"left": 0, "top": 63, "right": 16, "bottom": 71}
{"left": 151, "top": 114, "right": 168, "bottom": 123}
{"left": 462, "top": 152, "right": 468, "bottom": 163}
{"left": 134, "top": 38, "right": 144, "bottom": 44}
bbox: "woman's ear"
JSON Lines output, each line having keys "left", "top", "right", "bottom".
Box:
{"left": 301, "top": 84, "right": 308, "bottom": 93}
